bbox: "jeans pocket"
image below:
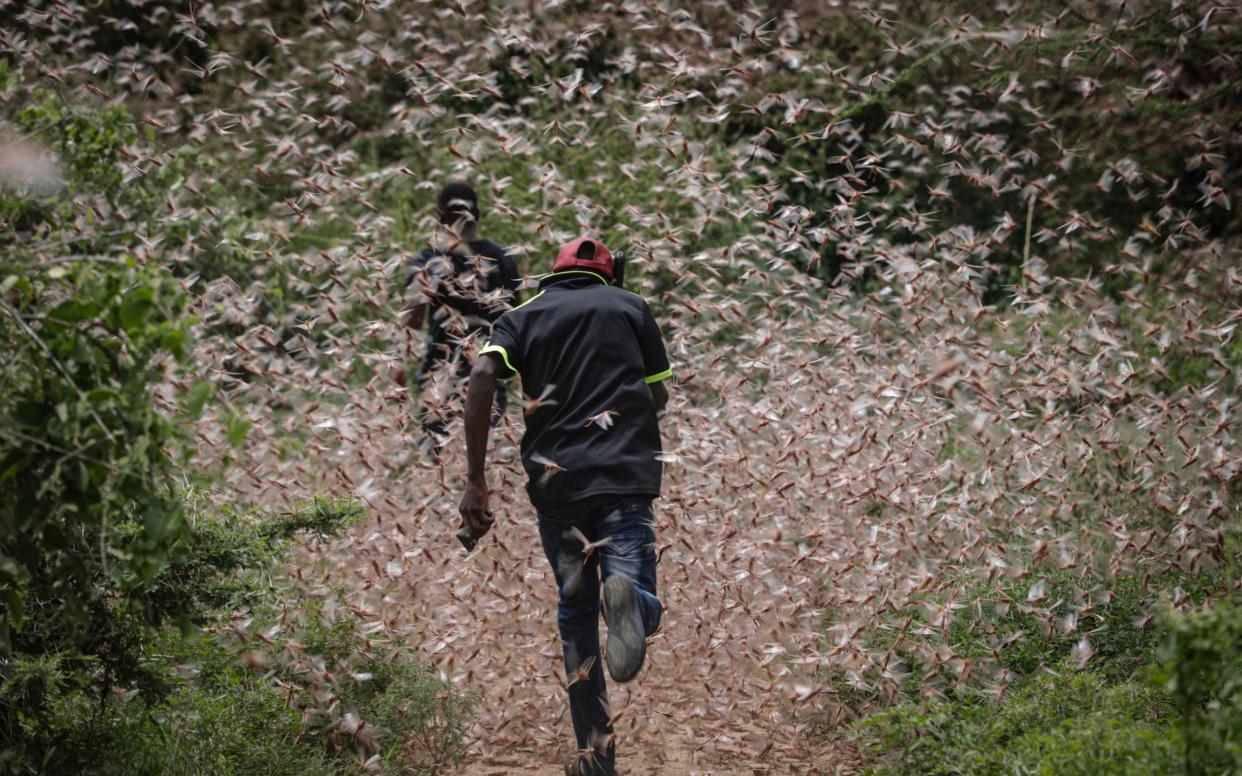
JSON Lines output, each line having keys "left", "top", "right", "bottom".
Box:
{"left": 607, "top": 518, "right": 656, "bottom": 559}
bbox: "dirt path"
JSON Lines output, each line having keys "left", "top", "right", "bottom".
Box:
{"left": 276, "top": 438, "right": 859, "bottom": 775}
{"left": 461, "top": 743, "right": 830, "bottom": 775}
{"left": 458, "top": 713, "right": 845, "bottom": 774}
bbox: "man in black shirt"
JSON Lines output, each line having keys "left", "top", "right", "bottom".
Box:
{"left": 401, "top": 182, "right": 520, "bottom": 452}
{"left": 459, "top": 237, "right": 672, "bottom": 776}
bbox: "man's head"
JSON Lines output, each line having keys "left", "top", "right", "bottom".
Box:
{"left": 553, "top": 236, "right": 613, "bottom": 280}
{"left": 436, "top": 181, "right": 480, "bottom": 227}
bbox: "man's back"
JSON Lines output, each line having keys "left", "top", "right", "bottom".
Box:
{"left": 482, "top": 270, "right": 671, "bottom": 508}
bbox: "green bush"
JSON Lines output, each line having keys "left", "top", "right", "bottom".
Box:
{"left": 0, "top": 226, "right": 195, "bottom": 772}
{"left": 336, "top": 653, "right": 475, "bottom": 774}
{"left": 45, "top": 629, "right": 340, "bottom": 776}
{"left": 955, "top": 571, "right": 1213, "bottom": 682}
{"left": 0, "top": 71, "right": 470, "bottom": 775}
{"left": 133, "top": 494, "right": 364, "bottom": 632}
{"left": 856, "top": 672, "right": 1179, "bottom": 776}
{"left": 0, "top": 498, "right": 467, "bottom": 776}
{"left": 841, "top": 568, "right": 1219, "bottom": 713}
{"left": 0, "top": 76, "right": 206, "bottom": 773}
{"left": 1158, "top": 601, "right": 1242, "bottom": 775}
{"left": 118, "top": 606, "right": 470, "bottom": 776}
{"left": 855, "top": 598, "right": 1242, "bottom": 776}
{"left": 270, "top": 596, "right": 476, "bottom": 774}
{"left": 0, "top": 257, "right": 193, "bottom": 641}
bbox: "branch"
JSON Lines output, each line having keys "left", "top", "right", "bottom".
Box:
{"left": 0, "top": 116, "right": 67, "bottom": 153}
{"left": 0, "top": 297, "right": 117, "bottom": 443}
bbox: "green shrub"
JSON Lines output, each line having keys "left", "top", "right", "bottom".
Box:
{"left": 264, "top": 596, "right": 475, "bottom": 774}
{"left": 344, "top": 657, "right": 475, "bottom": 774}
{"left": 856, "top": 671, "right": 1179, "bottom": 776}
{"left": 0, "top": 67, "right": 388, "bottom": 772}
{"left": 1157, "top": 601, "right": 1242, "bottom": 775}
{"left": 1, "top": 74, "right": 195, "bottom": 757}
{"left": 0, "top": 499, "right": 466, "bottom": 775}
{"left": 1, "top": 99, "right": 196, "bottom": 767}
{"left": 133, "top": 494, "right": 364, "bottom": 630}
{"left": 0, "top": 255, "right": 193, "bottom": 642}
{"left": 957, "top": 571, "right": 1212, "bottom": 682}
{"left": 45, "top": 630, "right": 340, "bottom": 776}
{"left": 845, "top": 568, "right": 1218, "bottom": 713}
{"left": 855, "top": 597, "right": 1242, "bottom": 776}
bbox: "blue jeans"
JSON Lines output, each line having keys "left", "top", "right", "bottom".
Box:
{"left": 537, "top": 495, "right": 662, "bottom": 766}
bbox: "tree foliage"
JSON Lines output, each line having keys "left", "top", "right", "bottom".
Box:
{"left": 0, "top": 68, "right": 198, "bottom": 770}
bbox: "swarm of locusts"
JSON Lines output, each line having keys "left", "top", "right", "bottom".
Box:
{"left": 4, "top": 0, "right": 1238, "bottom": 771}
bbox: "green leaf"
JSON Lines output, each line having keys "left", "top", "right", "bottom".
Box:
{"left": 143, "top": 503, "right": 182, "bottom": 545}
{"left": 47, "top": 298, "right": 102, "bottom": 324}
{"left": 85, "top": 386, "right": 119, "bottom": 403}
{"left": 0, "top": 553, "right": 21, "bottom": 578}
{"left": 160, "top": 327, "right": 187, "bottom": 356}
{"left": 226, "top": 416, "right": 252, "bottom": 448}
{"left": 119, "top": 293, "right": 153, "bottom": 332}
{"left": 185, "top": 380, "right": 214, "bottom": 419}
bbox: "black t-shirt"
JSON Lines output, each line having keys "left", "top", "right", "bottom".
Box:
{"left": 480, "top": 270, "right": 673, "bottom": 509}
{"left": 405, "top": 239, "right": 520, "bottom": 356}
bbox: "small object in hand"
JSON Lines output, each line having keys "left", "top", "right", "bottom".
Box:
{"left": 456, "top": 511, "right": 494, "bottom": 551}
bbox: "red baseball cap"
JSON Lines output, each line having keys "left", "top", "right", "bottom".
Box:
{"left": 552, "top": 236, "right": 613, "bottom": 280}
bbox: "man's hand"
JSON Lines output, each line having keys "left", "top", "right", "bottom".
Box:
{"left": 459, "top": 479, "right": 491, "bottom": 538}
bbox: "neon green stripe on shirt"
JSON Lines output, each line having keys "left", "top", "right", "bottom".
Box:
{"left": 511, "top": 290, "right": 545, "bottom": 311}
{"left": 644, "top": 368, "right": 673, "bottom": 385}
{"left": 479, "top": 343, "right": 517, "bottom": 378}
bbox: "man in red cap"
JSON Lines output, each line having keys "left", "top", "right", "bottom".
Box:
{"left": 458, "top": 236, "right": 672, "bottom": 776}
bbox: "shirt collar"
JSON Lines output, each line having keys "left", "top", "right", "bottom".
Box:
{"left": 537, "top": 269, "right": 610, "bottom": 289}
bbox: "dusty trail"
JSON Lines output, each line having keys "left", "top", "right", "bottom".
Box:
{"left": 277, "top": 431, "right": 856, "bottom": 776}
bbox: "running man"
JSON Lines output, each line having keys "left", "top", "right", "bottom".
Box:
{"left": 458, "top": 237, "right": 673, "bottom": 776}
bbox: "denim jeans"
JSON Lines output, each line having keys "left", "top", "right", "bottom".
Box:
{"left": 537, "top": 495, "right": 662, "bottom": 767}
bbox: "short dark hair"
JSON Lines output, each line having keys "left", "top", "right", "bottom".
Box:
{"left": 436, "top": 181, "right": 479, "bottom": 223}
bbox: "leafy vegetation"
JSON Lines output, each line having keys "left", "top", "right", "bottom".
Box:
{"left": 1159, "top": 601, "right": 1242, "bottom": 775}
{"left": 1, "top": 496, "right": 470, "bottom": 776}
{"left": 0, "top": 70, "right": 197, "bottom": 772}
{"left": 0, "top": 64, "right": 471, "bottom": 774}
{"left": 857, "top": 670, "right": 1179, "bottom": 775}
{"left": 855, "top": 600, "right": 1242, "bottom": 776}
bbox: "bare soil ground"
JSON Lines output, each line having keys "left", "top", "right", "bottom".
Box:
{"left": 288, "top": 441, "right": 859, "bottom": 775}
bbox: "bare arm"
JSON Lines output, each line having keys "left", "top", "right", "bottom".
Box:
{"left": 393, "top": 304, "right": 428, "bottom": 388}
{"left": 464, "top": 355, "right": 499, "bottom": 484}
{"left": 650, "top": 379, "right": 669, "bottom": 413}
{"left": 459, "top": 354, "right": 500, "bottom": 538}
{"left": 404, "top": 303, "right": 427, "bottom": 331}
